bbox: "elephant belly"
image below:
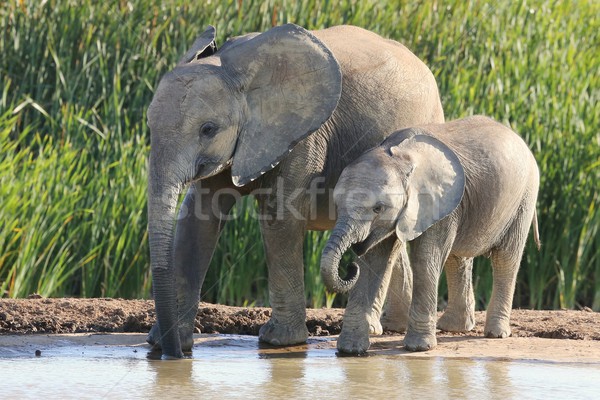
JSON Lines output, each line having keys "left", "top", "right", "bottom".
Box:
{"left": 450, "top": 238, "right": 493, "bottom": 259}
{"left": 450, "top": 211, "right": 515, "bottom": 258}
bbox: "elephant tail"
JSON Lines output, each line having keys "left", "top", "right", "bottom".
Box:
{"left": 532, "top": 208, "right": 541, "bottom": 251}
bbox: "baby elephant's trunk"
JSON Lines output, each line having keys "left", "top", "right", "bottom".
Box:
{"left": 320, "top": 222, "right": 360, "bottom": 293}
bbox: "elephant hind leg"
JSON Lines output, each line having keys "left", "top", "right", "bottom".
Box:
{"left": 437, "top": 256, "right": 475, "bottom": 332}
{"left": 485, "top": 249, "right": 520, "bottom": 338}
{"left": 485, "top": 205, "right": 535, "bottom": 338}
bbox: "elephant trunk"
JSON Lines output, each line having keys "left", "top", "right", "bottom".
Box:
{"left": 147, "top": 155, "right": 184, "bottom": 359}
{"left": 320, "top": 218, "right": 361, "bottom": 293}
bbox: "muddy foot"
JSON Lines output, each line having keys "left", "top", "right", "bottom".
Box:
{"left": 484, "top": 324, "right": 511, "bottom": 338}
{"left": 403, "top": 330, "right": 437, "bottom": 352}
{"left": 146, "top": 323, "right": 194, "bottom": 352}
{"left": 336, "top": 329, "right": 371, "bottom": 354}
{"left": 367, "top": 314, "right": 383, "bottom": 335}
{"left": 258, "top": 318, "right": 308, "bottom": 346}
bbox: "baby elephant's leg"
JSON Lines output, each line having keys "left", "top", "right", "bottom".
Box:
{"left": 337, "top": 237, "right": 398, "bottom": 354}
{"left": 437, "top": 256, "right": 476, "bottom": 332}
{"left": 485, "top": 248, "right": 520, "bottom": 338}
{"left": 485, "top": 205, "right": 533, "bottom": 338}
{"left": 380, "top": 242, "right": 412, "bottom": 333}
{"left": 403, "top": 225, "right": 454, "bottom": 352}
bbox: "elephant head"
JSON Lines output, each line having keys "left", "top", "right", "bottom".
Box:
{"left": 146, "top": 24, "right": 342, "bottom": 358}
{"left": 321, "top": 133, "right": 465, "bottom": 293}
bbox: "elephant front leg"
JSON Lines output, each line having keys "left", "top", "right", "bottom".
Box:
{"left": 147, "top": 176, "right": 237, "bottom": 352}
{"left": 380, "top": 241, "right": 412, "bottom": 333}
{"left": 404, "top": 231, "right": 452, "bottom": 352}
{"left": 338, "top": 237, "right": 398, "bottom": 354}
{"left": 257, "top": 216, "right": 309, "bottom": 346}
{"left": 437, "top": 256, "right": 475, "bottom": 332}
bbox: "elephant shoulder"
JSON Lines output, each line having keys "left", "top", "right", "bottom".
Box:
{"left": 312, "top": 26, "right": 409, "bottom": 53}
{"left": 312, "top": 25, "right": 377, "bottom": 42}
{"left": 311, "top": 26, "right": 420, "bottom": 68}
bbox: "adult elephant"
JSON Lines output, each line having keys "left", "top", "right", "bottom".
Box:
{"left": 146, "top": 23, "right": 445, "bottom": 358}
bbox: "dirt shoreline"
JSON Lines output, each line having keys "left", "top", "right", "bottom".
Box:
{"left": 1, "top": 298, "right": 599, "bottom": 339}
{"left": 1, "top": 298, "right": 600, "bottom": 362}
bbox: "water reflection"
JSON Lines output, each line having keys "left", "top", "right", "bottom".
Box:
{"left": 128, "top": 345, "right": 600, "bottom": 399}
{"left": 258, "top": 351, "right": 308, "bottom": 397}
{"left": 444, "top": 358, "right": 475, "bottom": 397}
{"left": 146, "top": 359, "right": 198, "bottom": 398}
{"left": 2, "top": 335, "right": 598, "bottom": 398}
{"left": 482, "top": 360, "right": 515, "bottom": 399}
{"left": 142, "top": 338, "right": 521, "bottom": 398}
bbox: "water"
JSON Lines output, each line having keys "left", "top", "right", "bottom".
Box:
{"left": 1, "top": 334, "right": 599, "bottom": 399}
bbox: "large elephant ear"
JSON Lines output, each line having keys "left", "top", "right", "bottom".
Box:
{"left": 178, "top": 25, "right": 217, "bottom": 65}
{"left": 220, "top": 24, "right": 342, "bottom": 186}
{"left": 393, "top": 135, "right": 465, "bottom": 242}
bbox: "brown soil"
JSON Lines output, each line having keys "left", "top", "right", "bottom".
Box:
{"left": 1, "top": 297, "right": 599, "bottom": 341}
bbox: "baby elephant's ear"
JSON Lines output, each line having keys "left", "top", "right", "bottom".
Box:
{"left": 178, "top": 25, "right": 218, "bottom": 65}
{"left": 394, "top": 135, "right": 465, "bottom": 242}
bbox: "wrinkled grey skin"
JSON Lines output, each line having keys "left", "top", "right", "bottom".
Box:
{"left": 322, "top": 116, "right": 540, "bottom": 353}
{"left": 146, "top": 23, "right": 445, "bottom": 358}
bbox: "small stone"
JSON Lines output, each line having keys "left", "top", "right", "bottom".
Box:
{"left": 35, "top": 350, "right": 41, "bottom": 357}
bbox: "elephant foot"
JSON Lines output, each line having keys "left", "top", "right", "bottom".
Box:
{"left": 258, "top": 318, "right": 309, "bottom": 346}
{"left": 146, "top": 323, "right": 160, "bottom": 348}
{"left": 336, "top": 328, "right": 371, "bottom": 354}
{"left": 484, "top": 318, "right": 511, "bottom": 338}
{"left": 367, "top": 313, "right": 383, "bottom": 335}
{"left": 403, "top": 329, "right": 437, "bottom": 352}
{"left": 380, "top": 311, "right": 408, "bottom": 333}
{"left": 146, "top": 323, "right": 195, "bottom": 352}
{"left": 437, "top": 310, "right": 475, "bottom": 333}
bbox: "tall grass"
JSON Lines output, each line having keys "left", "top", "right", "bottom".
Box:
{"left": 1, "top": 0, "right": 598, "bottom": 310}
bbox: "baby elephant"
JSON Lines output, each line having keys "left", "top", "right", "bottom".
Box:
{"left": 321, "top": 115, "right": 540, "bottom": 353}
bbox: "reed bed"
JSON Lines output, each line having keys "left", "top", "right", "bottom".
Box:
{"left": 1, "top": 0, "right": 598, "bottom": 310}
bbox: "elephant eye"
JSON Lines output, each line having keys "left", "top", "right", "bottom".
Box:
{"left": 373, "top": 204, "right": 384, "bottom": 214}
{"left": 199, "top": 122, "right": 218, "bottom": 137}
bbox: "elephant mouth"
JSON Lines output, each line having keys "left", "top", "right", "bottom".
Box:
{"left": 351, "top": 238, "right": 371, "bottom": 257}
{"left": 351, "top": 230, "right": 392, "bottom": 257}
{"left": 193, "top": 158, "right": 232, "bottom": 182}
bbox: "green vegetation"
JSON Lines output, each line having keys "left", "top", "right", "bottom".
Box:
{"left": 1, "top": 0, "right": 598, "bottom": 310}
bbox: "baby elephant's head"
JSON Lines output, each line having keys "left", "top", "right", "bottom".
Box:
{"left": 321, "top": 132, "right": 466, "bottom": 293}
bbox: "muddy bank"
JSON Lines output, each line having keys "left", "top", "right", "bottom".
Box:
{"left": 1, "top": 298, "right": 599, "bottom": 341}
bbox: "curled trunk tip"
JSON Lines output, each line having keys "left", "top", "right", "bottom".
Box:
{"left": 320, "top": 227, "right": 361, "bottom": 293}
{"left": 325, "top": 261, "right": 360, "bottom": 294}
{"left": 321, "top": 262, "right": 360, "bottom": 293}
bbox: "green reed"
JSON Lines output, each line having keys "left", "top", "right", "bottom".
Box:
{"left": 1, "top": 0, "right": 598, "bottom": 310}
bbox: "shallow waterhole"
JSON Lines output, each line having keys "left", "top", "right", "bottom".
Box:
{"left": 1, "top": 334, "right": 598, "bottom": 398}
